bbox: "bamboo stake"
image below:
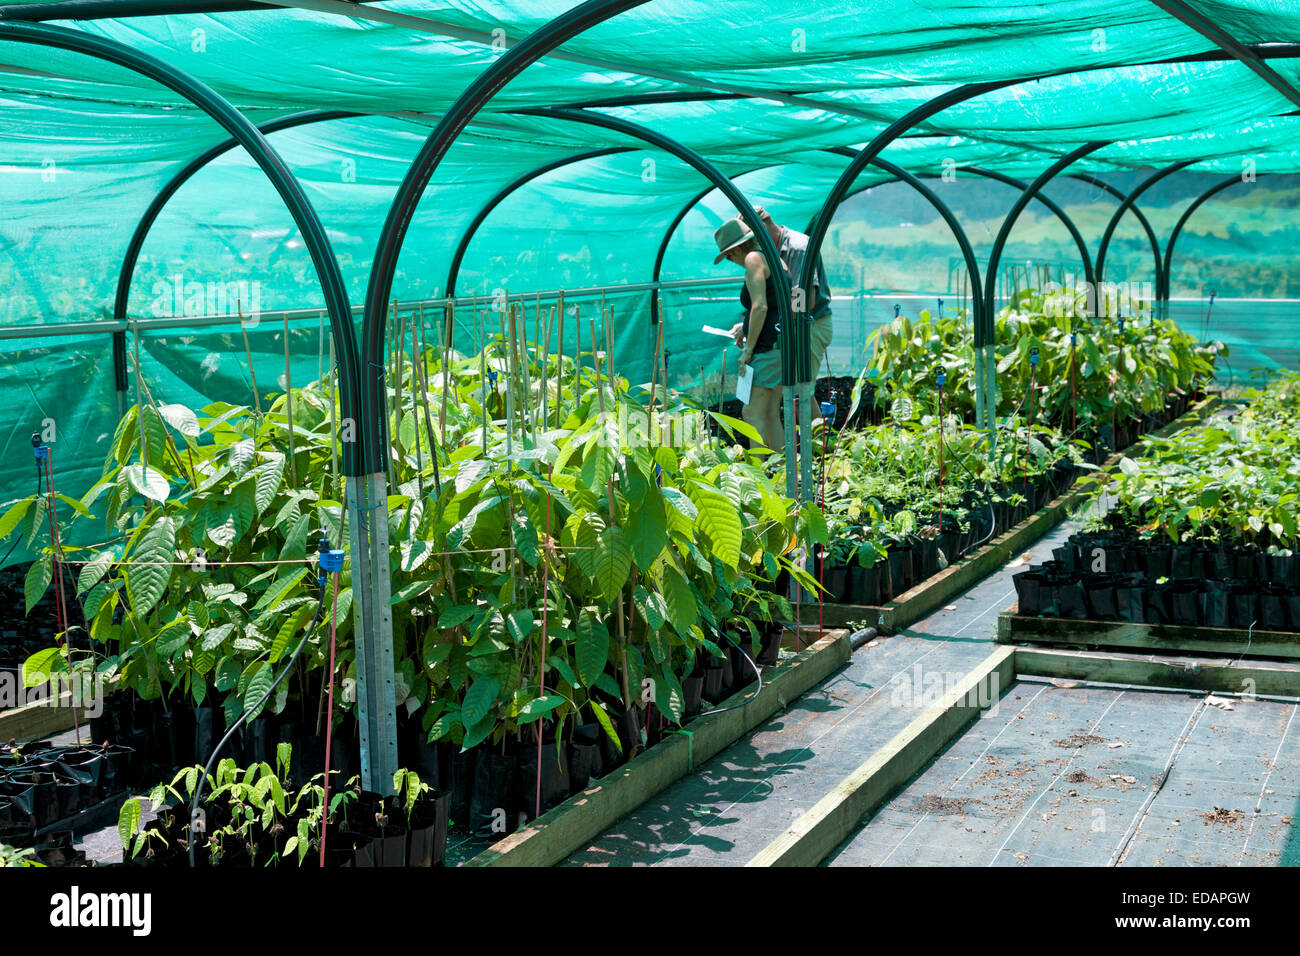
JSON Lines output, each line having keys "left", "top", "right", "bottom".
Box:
{"left": 556, "top": 290, "right": 565, "bottom": 428}
{"left": 477, "top": 298, "right": 488, "bottom": 457}
{"left": 283, "top": 312, "right": 298, "bottom": 486}
{"left": 440, "top": 299, "right": 453, "bottom": 439}
{"left": 237, "top": 299, "right": 261, "bottom": 417}
{"left": 573, "top": 303, "right": 582, "bottom": 398}
{"left": 409, "top": 308, "right": 424, "bottom": 498}
{"left": 540, "top": 304, "right": 553, "bottom": 431}
{"left": 589, "top": 311, "right": 604, "bottom": 419}
{"left": 329, "top": 335, "right": 338, "bottom": 501}
{"left": 504, "top": 303, "right": 516, "bottom": 459}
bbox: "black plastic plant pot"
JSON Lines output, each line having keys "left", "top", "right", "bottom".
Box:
{"left": 194, "top": 706, "right": 226, "bottom": 768}
{"left": 891, "top": 545, "right": 913, "bottom": 593}
{"left": 1267, "top": 553, "right": 1298, "bottom": 588}
{"left": 1083, "top": 578, "right": 1118, "bottom": 620}
{"left": 728, "top": 643, "right": 754, "bottom": 691}
{"left": 1230, "top": 587, "right": 1258, "bottom": 630}
{"left": 701, "top": 658, "right": 725, "bottom": 702}
{"left": 937, "top": 532, "right": 961, "bottom": 569}
{"left": 518, "top": 728, "right": 571, "bottom": 821}
{"left": 757, "top": 621, "right": 782, "bottom": 667}
{"left": 1259, "top": 587, "right": 1289, "bottom": 631}
{"left": 849, "top": 563, "right": 879, "bottom": 605}
{"left": 823, "top": 567, "right": 848, "bottom": 603}
{"left": 683, "top": 675, "right": 705, "bottom": 717}
{"left": 1169, "top": 582, "right": 1204, "bottom": 627}
{"left": 1115, "top": 585, "right": 1145, "bottom": 623}
{"left": 1209, "top": 550, "right": 1233, "bottom": 581}
{"left": 1139, "top": 546, "right": 1171, "bottom": 582}
{"left": 407, "top": 792, "right": 450, "bottom": 867}
{"left": 1012, "top": 571, "right": 1046, "bottom": 616}
{"left": 568, "top": 739, "right": 603, "bottom": 793}
{"left": 470, "top": 751, "right": 520, "bottom": 839}
{"left": 1204, "top": 581, "right": 1230, "bottom": 629}
{"left": 1286, "top": 594, "right": 1300, "bottom": 632}
{"left": 1169, "top": 546, "right": 1194, "bottom": 581}
{"left": 1231, "top": 549, "right": 1257, "bottom": 581}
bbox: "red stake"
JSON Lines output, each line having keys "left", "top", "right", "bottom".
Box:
{"left": 319, "top": 572, "right": 341, "bottom": 867}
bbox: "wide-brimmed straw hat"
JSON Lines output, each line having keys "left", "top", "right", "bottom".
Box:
{"left": 713, "top": 216, "right": 754, "bottom": 264}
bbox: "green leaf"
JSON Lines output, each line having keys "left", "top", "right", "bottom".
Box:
{"left": 632, "top": 584, "right": 666, "bottom": 631}
{"left": 125, "top": 516, "right": 175, "bottom": 617}
{"left": 0, "top": 498, "right": 33, "bottom": 541}
{"left": 512, "top": 514, "right": 540, "bottom": 568}
{"left": 461, "top": 676, "right": 499, "bottom": 729}
{"left": 506, "top": 608, "right": 535, "bottom": 643}
{"left": 660, "top": 565, "right": 698, "bottom": 635}
{"left": 22, "top": 646, "right": 62, "bottom": 686}
{"left": 575, "top": 609, "right": 610, "bottom": 687}
{"left": 24, "top": 553, "right": 52, "bottom": 615}
{"left": 593, "top": 525, "right": 632, "bottom": 602}
{"left": 123, "top": 463, "right": 170, "bottom": 503}
{"left": 517, "top": 695, "right": 565, "bottom": 723}
{"left": 1117, "top": 457, "right": 1140, "bottom": 478}
{"left": 241, "top": 662, "right": 274, "bottom": 720}
{"left": 77, "top": 550, "right": 114, "bottom": 596}
{"left": 656, "top": 666, "right": 685, "bottom": 723}
{"left": 690, "top": 486, "right": 742, "bottom": 570}
{"left": 625, "top": 492, "right": 668, "bottom": 570}
{"left": 270, "top": 605, "right": 313, "bottom": 663}
{"left": 117, "top": 799, "right": 142, "bottom": 852}
{"left": 158, "top": 403, "right": 200, "bottom": 438}
{"left": 588, "top": 700, "right": 621, "bottom": 755}
{"left": 251, "top": 458, "right": 286, "bottom": 516}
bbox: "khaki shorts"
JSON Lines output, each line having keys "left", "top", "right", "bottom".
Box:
{"left": 748, "top": 347, "right": 783, "bottom": 390}
{"left": 810, "top": 314, "right": 834, "bottom": 379}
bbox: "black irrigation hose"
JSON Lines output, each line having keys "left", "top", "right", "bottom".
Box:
{"left": 187, "top": 543, "right": 332, "bottom": 868}
{"left": 692, "top": 630, "right": 763, "bottom": 720}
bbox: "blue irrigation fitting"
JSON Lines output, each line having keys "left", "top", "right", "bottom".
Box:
{"left": 30, "top": 432, "right": 48, "bottom": 461}
{"left": 317, "top": 535, "right": 344, "bottom": 585}
{"left": 936, "top": 369, "right": 946, "bottom": 389}
{"left": 937, "top": 297, "right": 943, "bottom": 313}
{"left": 1070, "top": 332, "right": 1077, "bottom": 346}
{"left": 1029, "top": 347, "right": 1039, "bottom": 368}
{"left": 893, "top": 303, "right": 901, "bottom": 317}
{"left": 820, "top": 401, "right": 835, "bottom": 419}
{"left": 1117, "top": 317, "right": 1125, "bottom": 334}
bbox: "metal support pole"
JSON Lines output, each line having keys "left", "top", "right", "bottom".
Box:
{"left": 983, "top": 143, "right": 1110, "bottom": 327}
{"left": 445, "top": 147, "right": 632, "bottom": 297}
{"left": 1094, "top": 161, "right": 1196, "bottom": 293}
{"left": 347, "top": 473, "right": 399, "bottom": 792}
{"left": 1162, "top": 174, "right": 1245, "bottom": 318}
{"left": 111, "top": 109, "right": 356, "bottom": 402}
{"left": 0, "top": 22, "right": 366, "bottom": 474}
{"left": 800, "top": 81, "right": 1019, "bottom": 476}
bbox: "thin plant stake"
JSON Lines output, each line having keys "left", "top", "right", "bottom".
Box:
{"left": 283, "top": 312, "right": 298, "bottom": 486}
{"left": 237, "top": 299, "right": 261, "bottom": 417}
{"left": 556, "top": 290, "right": 565, "bottom": 428}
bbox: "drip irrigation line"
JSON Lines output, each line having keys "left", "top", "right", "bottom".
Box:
{"left": 1111, "top": 694, "right": 1209, "bottom": 867}
{"left": 318, "top": 569, "right": 342, "bottom": 867}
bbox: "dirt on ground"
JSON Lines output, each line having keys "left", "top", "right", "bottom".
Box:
{"left": 916, "top": 794, "right": 978, "bottom": 814}
{"left": 1200, "top": 807, "right": 1246, "bottom": 828}
{"left": 1053, "top": 733, "right": 1106, "bottom": 749}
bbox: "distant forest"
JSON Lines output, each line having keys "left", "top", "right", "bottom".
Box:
{"left": 826, "top": 170, "right": 1300, "bottom": 300}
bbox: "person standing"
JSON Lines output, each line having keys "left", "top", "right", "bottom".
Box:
{"left": 713, "top": 217, "right": 785, "bottom": 455}
{"left": 730, "top": 206, "right": 834, "bottom": 381}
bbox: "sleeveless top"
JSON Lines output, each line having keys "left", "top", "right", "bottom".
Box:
{"left": 739, "top": 270, "right": 781, "bottom": 354}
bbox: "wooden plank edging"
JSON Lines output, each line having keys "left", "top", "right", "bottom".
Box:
{"left": 746, "top": 645, "right": 1015, "bottom": 867}
{"left": 464, "top": 628, "right": 853, "bottom": 867}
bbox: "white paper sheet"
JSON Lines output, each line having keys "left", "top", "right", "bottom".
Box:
{"left": 736, "top": 364, "right": 753, "bottom": 405}
{"left": 702, "top": 325, "right": 735, "bottom": 339}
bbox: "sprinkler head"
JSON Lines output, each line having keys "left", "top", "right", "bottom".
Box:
{"left": 1030, "top": 347, "right": 1039, "bottom": 367}
{"left": 819, "top": 401, "right": 836, "bottom": 419}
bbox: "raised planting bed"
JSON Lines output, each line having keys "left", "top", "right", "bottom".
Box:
{"left": 997, "top": 602, "right": 1300, "bottom": 660}
{"left": 463, "top": 626, "right": 851, "bottom": 867}
{"left": 1011, "top": 373, "right": 1299, "bottom": 635}
{"left": 804, "top": 394, "right": 1222, "bottom": 634}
